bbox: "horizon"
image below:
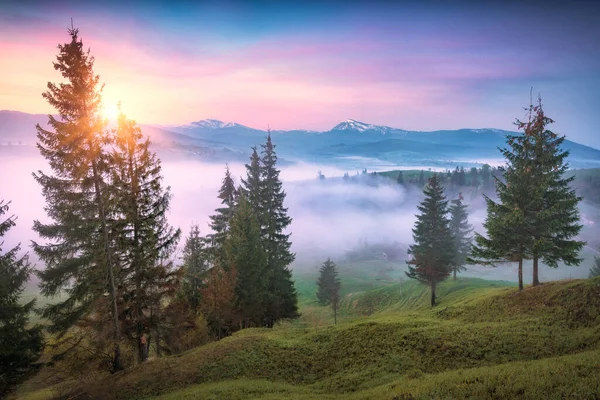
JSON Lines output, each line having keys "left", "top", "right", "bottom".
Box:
{"left": 1, "top": 0, "right": 600, "bottom": 147}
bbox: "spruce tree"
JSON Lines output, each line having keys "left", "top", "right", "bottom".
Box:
{"left": 589, "top": 257, "right": 600, "bottom": 278}
{"left": 418, "top": 170, "right": 425, "bottom": 186}
{"left": 0, "top": 201, "right": 44, "bottom": 397}
{"left": 469, "top": 124, "right": 535, "bottom": 291}
{"left": 181, "top": 224, "right": 208, "bottom": 315}
{"left": 397, "top": 171, "right": 404, "bottom": 185}
{"left": 260, "top": 133, "right": 298, "bottom": 325}
{"left": 316, "top": 258, "right": 341, "bottom": 324}
{"left": 240, "top": 147, "right": 263, "bottom": 216}
{"left": 32, "top": 27, "right": 124, "bottom": 371}
{"left": 206, "top": 165, "right": 237, "bottom": 265}
{"left": 111, "top": 111, "right": 181, "bottom": 363}
{"left": 224, "top": 195, "right": 269, "bottom": 328}
{"left": 449, "top": 193, "right": 473, "bottom": 280}
{"left": 406, "top": 175, "right": 455, "bottom": 306}
{"left": 516, "top": 97, "right": 585, "bottom": 286}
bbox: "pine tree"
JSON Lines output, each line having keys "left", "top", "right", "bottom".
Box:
{"left": 480, "top": 164, "right": 492, "bottom": 190}
{"left": 469, "top": 167, "right": 479, "bottom": 187}
{"left": 469, "top": 123, "right": 536, "bottom": 291}
{"left": 406, "top": 175, "right": 455, "bottom": 306}
{"left": 589, "top": 257, "right": 600, "bottom": 278}
{"left": 260, "top": 133, "right": 298, "bottom": 325}
{"left": 0, "top": 201, "right": 44, "bottom": 397}
{"left": 316, "top": 258, "right": 341, "bottom": 324}
{"left": 200, "top": 265, "right": 238, "bottom": 339}
{"left": 397, "top": 171, "right": 404, "bottom": 185}
{"left": 224, "top": 195, "right": 269, "bottom": 328}
{"left": 181, "top": 225, "right": 208, "bottom": 315}
{"left": 32, "top": 27, "right": 124, "bottom": 371}
{"left": 515, "top": 97, "right": 585, "bottom": 286}
{"left": 111, "top": 111, "right": 181, "bottom": 363}
{"left": 449, "top": 193, "right": 473, "bottom": 280}
{"left": 206, "top": 165, "right": 237, "bottom": 265}
{"left": 240, "top": 147, "right": 263, "bottom": 216}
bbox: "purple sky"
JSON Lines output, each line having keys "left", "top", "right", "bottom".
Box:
{"left": 1, "top": 0, "right": 599, "bottom": 147}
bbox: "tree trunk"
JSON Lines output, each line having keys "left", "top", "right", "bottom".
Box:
{"left": 518, "top": 258, "right": 523, "bottom": 292}
{"left": 453, "top": 268, "right": 456, "bottom": 280}
{"left": 334, "top": 305, "right": 337, "bottom": 325}
{"left": 92, "top": 161, "right": 122, "bottom": 373}
{"left": 431, "top": 281, "right": 436, "bottom": 307}
{"left": 532, "top": 254, "right": 540, "bottom": 286}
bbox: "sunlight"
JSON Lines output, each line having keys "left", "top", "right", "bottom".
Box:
{"left": 102, "top": 102, "right": 120, "bottom": 121}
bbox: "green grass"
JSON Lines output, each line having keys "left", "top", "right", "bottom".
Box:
{"left": 14, "top": 265, "right": 600, "bottom": 400}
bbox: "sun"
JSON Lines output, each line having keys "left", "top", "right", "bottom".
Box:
{"left": 102, "top": 102, "right": 120, "bottom": 121}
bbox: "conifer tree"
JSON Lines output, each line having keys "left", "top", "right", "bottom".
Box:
{"left": 260, "top": 133, "right": 298, "bottom": 325}
{"left": 406, "top": 175, "right": 455, "bottom": 306}
{"left": 589, "top": 257, "right": 600, "bottom": 278}
{"left": 469, "top": 122, "right": 536, "bottom": 291}
{"left": 480, "top": 164, "right": 492, "bottom": 190}
{"left": 240, "top": 147, "right": 263, "bottom": 216}
{"left": 32, "top": 27, "right": 124, "bottom": 371}
{"left": 224, "top": 195, "right": 269, "bottom": 328}
{"left": 516, "top": 97, "right": 584, "bottom": 286}
{"left": 206, "top": 165, "right": 237, "bottom": 265}
{"left": 449, "top": 193, "right": 473, "bottom": 280}
{"left": 316, "top": 258, "right": 341, "bottom": 324}
{"left": 397, "top": 171, "right": 404, "bottom": 185}
{"left": 181, "top": 224, "right": 208, "bottom": 315}
{"left": 0, "top": 201, "right": 44, "bottom": 397}
{"left": 111, "top": 111, "right": 181, "bottom": 363}
{"left": 200, "top": 264, "right": 237, "bottom": 339}
{"left": 418, "top": 170, "right": 425, "bottom": 186}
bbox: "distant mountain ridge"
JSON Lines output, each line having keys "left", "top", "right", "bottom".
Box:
{"left": 1, "top": 110, "right": 599, "bottom": 170}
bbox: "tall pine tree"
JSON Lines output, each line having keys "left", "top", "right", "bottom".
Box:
{"left": 516, "top": 97, "right": 584, "bottom": 286}
{"left": 260, "top": 133, "right": 298, "bottom": 325}
{"left": 589, "top": 257, "right": 600, "bottom": 278}
{"left": 224, "top": 195, "right": 269, "bottom": 328}
{"left": 32, "top": 27, "right": 124, "bottom": 371}
{"left": 406, "top": 175, "right": 455, "bottom": 306}
{"left": 469, "top": 119, "right": 535, "bottom": 291}
{"left": 0, "top": 201, "right": 44, "bottom": 397}
{"left": 111, "top": 110, "right": 181, "bottom": 362}
{"left": 449, "top": 193, "right": 473, "bottom": 280}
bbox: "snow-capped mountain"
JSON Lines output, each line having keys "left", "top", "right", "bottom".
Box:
{"left": 179, "top": 119, "right": 240, "bottom": 130}
{"left": 331, "top": 119, "right": 402, "bottom": 134}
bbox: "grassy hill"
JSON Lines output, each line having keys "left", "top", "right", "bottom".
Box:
{"left": 14, "top": 260, "right": 600, "bottom": 400}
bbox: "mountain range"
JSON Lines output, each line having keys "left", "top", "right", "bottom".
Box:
{"left": 1, "top": 110, "right": 600, "bottom": 171}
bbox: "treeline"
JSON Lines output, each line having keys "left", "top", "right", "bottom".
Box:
{"left": 0, "top": 27, "right": 298, "bottom": 395}
{"left": 405, "top": 97, "right": 585, "bottom": 305}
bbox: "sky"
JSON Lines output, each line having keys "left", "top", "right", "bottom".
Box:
{"left": 1, "top": 0, "right": 600, "bottom": 147}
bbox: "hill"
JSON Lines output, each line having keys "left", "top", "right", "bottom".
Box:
{"left": 15, "top": 272, "right": 600, "bottom": 400}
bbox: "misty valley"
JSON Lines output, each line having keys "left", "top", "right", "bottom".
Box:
{"left": 2, "top": 4, "right": 600, "bottom": 400}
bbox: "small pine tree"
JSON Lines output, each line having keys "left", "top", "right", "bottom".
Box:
{"left": 449, "top": 193, "right": 473, "bottom": 280}
{"left": 316, "top": 258, "right": 341, "bottom": 324}
{"left": 418, "top": 170, "right": 425, "bottom": 186}
{"left": 406, "top": 175, "right": 455, "bottom": 306}
{"left": 0, "top": 201, "right": 44, "bottom": 397}
{"left": 589, "top": 257, "right": 600, "bottom": 278}
{"left": 181, "top": 225, "right": 209, "bottom": 315}
{"left": 397, "top": 171, "right": 404, "bottom": 185}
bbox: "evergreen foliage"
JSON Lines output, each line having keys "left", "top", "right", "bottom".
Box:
{"left": 32, "top": 27, "right": 124, "bottom": 371}
{"left": 515, "top": 97, "right": 584, "bottom": 285}
{"left": 111, "top": 111, "right": 181, "bottom": 362}
{"left": 181, "top": 225, "right": 209, "bottom": 315}
{"left": 449, "top": 193, "right": 473, "bottom": 280}
{"left": 589, "top": 257, "right": 600, "bottom": 278}
{"left": 206, "top": 165, "right": 237, "bottom": 266}
{"left": 316, "top": 258, "right": 341, "bottom": 324}
{"left": 224, "top": 195, "right": 269, "bottom": 327}
{"left": 260, "top": 133, "right": 298, "bottom": 324}
{"left": 406, "top": 175, "right": 455, "bottom": 306}
{"left": 0, "top": 201, "right": 44, "bottom": 397}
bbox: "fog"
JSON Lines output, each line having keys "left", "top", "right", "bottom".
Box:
{"left": 1, "top": 148, "right": 599, "bottom": 286}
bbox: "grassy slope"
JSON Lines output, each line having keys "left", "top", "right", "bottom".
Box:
{"left": 16, "top": 271, "right": 600, "bottom": 400}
